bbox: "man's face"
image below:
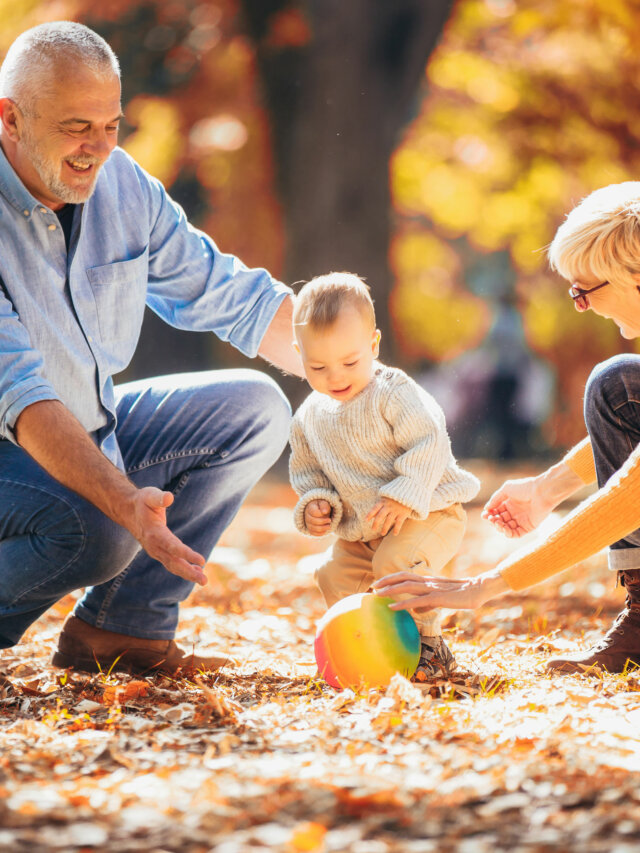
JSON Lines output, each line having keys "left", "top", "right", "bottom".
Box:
{"left": 13, "top": 66, "right": 122, "bottom": 209}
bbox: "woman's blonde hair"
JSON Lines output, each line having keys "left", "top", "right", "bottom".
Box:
{"left": 293, "top": 272, "right": 375, "bottom": 329}
{"left": 549, "top": 182, "right": 640, "bottom": 288}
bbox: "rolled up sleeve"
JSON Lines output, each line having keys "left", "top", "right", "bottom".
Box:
{"left": 142, "top": 170, "right": 291, "bottom": 357}
{"left": 0, "top": 292, "right": 59, "bottom": 441}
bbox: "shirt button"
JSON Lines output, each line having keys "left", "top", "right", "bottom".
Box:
{"left": 48, "top": 224, "right": 56, "bottom": 231}
{"left": 23, "top": 210, "right": 29, "bottom": 217}
{"left": 40, "top": 207, "right": 47, "bottom": 214}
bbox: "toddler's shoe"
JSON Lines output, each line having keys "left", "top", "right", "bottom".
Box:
{"left": 412, "top": 635, "right": 456, "bottom": 681}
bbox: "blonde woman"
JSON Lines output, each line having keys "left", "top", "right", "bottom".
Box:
{"left": 375, "top": 182, "right": 640, "bottom": 674}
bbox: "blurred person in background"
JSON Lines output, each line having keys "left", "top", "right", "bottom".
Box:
{"left": 375, "top": 182, "right": 640, "bottom": 675}
{"left": 0, "top": 22, "right": 302, "bottom": 674}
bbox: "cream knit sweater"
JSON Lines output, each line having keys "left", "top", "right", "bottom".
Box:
{"left": 289, "top": 364, "right": 480, "bottom": 541}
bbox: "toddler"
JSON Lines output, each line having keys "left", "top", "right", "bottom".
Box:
{"left": 289, "top": 272, "right": 480, "bottom": 679}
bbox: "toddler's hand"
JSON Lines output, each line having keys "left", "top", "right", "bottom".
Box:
{"left": 305, "top": 499, "right": 332, "bottom": 536}
{"left": 366, "top": 497, "right": 411, "bottom": 536}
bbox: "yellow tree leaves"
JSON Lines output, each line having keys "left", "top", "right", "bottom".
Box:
{"left": 391, "top": 0, "right": 640, "bottom": 444}
{"left": 390, "top": 231, "right": 490, "bottom": 361}
{"left": 123, "top": 97, "right": 183, "bottom": 187}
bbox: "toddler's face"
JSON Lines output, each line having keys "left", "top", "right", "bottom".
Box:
{"left": 295, "top": 305, "right": 380, "bottom": 402}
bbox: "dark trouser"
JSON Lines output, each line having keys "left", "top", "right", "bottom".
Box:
{"left": 584, "top": 354, "right": 640, "bottom": 571}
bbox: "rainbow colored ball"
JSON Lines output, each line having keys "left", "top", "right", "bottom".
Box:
{"left": 314, "top": 593, "right": 421, "bottom": 689}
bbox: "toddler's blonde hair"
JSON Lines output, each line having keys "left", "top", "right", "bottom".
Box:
{"left": 293, "top": 272, "right": 375, "bottom": 329}
{"left": 549, "top": 182, "right": 640, "bottom": 289}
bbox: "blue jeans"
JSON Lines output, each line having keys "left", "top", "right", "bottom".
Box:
{"left": 0, "top": 369, "right": 290, "bottom": 647}
{"left": 585, "top": 354, "right": 640, "bottom": 571}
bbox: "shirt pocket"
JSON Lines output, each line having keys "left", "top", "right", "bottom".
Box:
{"left": 86, "top": 247, "right": 149, "bottom": 371}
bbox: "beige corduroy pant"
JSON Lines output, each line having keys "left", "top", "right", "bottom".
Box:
{"left": 315, "top": 503, "right": 466, "bottom": 638}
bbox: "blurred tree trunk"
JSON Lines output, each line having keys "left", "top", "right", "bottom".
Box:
{"left": 242, "top": 0, "right": 454, "bottom": 373}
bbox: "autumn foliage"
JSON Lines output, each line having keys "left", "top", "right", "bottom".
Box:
{"left": 1, "top": 477, "right": 639, "bottom": 850}
{"left": 3, "top": 1, "right": 638, "bottom": 447}
{"left": 391, "top": 0, "right": 640, "bottom": 445}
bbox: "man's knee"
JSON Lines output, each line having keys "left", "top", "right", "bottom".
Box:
{"left": 585, "top": 355, "right": 640, "bottom": 422}
{"left": 237, "top": 370, "right": 292, "bottom": 462}
{"left": 84, "top": 512, "right": 139, "bottom": 586}
{"left": 0, "top": 502, "right": 137, "bottom": 607}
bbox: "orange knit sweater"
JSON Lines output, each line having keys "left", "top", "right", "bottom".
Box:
{"left": 500, "top": 436, "right": 640, "bottom": 591}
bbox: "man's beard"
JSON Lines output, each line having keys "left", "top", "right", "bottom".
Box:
{"left": 21, "top": 125, "right": 103, "bottom": 204}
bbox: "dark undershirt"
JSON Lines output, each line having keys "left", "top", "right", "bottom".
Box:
{"left": 55, "top": 204, "right": 76, "bottom": 252}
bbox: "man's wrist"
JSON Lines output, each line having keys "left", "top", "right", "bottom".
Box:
{"left": 101, "top": 476, "right": 140, "bottom": 531}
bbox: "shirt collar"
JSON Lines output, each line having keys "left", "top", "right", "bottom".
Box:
{"left": 0, "top": 142, "right": 49, "bottom": 218}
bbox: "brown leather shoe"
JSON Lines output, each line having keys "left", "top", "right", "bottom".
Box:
{"left": 51, "top": 614, "right": 231, "bottom": 676}
{"left": 547, "top": 569, "right": 640, "bottom": 675}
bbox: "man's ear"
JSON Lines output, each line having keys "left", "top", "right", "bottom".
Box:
{"left": 0, "top": 98, "right": 22, "bottom": 142}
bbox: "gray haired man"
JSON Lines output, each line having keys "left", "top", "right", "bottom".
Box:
{"left": 0, "top": 22, "right": 301, "bottom": 674}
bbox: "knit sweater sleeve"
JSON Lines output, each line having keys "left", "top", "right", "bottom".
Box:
{"left": 500, "top": 441, "right": 640, "bottom": 591}
{"left": 288, "top": 414, "right": 343, "bottom": 536}
{"left": 377, "top": 377, "right": 450, "bottom": 518}
{"left": 562, "top": 436, "right": 597, "bottom": 485}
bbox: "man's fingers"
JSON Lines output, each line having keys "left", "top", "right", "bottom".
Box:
{"left": 148, "top": 538, "right": 208, "bottom": 585}
{"left": 144, "top": 488, "right": 174, "bottom": 509}
{"left": 144, "top": 526, "right": 206, "bottom": 575}
{"left": 165, "top": 537, "right": 205, "bottom": 566}
{"left": 168, "top": 559, "right": 208, "bottom": 586}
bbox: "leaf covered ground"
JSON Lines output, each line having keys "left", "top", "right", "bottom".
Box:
{"left": 2, "top": 467, "right": 640, "bottom": 852}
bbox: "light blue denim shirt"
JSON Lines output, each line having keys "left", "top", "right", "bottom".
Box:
{"left": 0, "top": 145, "right": 290, "bottom": 468}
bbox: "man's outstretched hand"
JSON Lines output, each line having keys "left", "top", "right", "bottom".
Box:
{"left": 14, "top": 401, "right": 208, "bottom": 585}
{"left": 128, "top": 487, "right": 207, "bottom": 585}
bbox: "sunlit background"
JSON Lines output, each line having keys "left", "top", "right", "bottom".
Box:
{"left": 2, "top": 0, "right": 639, "bottom": 460}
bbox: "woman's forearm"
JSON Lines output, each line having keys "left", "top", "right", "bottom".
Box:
{"left": 500, "top": 445, "right": 640, "bottom": 591}
{"left": 562, "top": 435, "right": 597, "bottom": 485}
{"left": 474, "top": 569, "right": 511, "bottom": 605}
{"left": 535, "top": 458, "right": 588, "bottom": 512}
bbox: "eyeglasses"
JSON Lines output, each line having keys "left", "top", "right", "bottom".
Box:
{"left": 568, "top": 280, "right": 610, "bottom": 312}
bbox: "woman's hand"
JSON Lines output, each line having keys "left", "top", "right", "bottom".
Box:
{"left": 483, "top": 462, "right": 585, "bottom": 538}
{"left": 372, "top": 570, "right": 509, "bottom": 612}
{"left": 482, "top": 476, "right": 553, "bottom": 537}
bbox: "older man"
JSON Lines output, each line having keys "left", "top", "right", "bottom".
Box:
{"left": 0, "top": 22, "right": 301, "bottom": 674}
